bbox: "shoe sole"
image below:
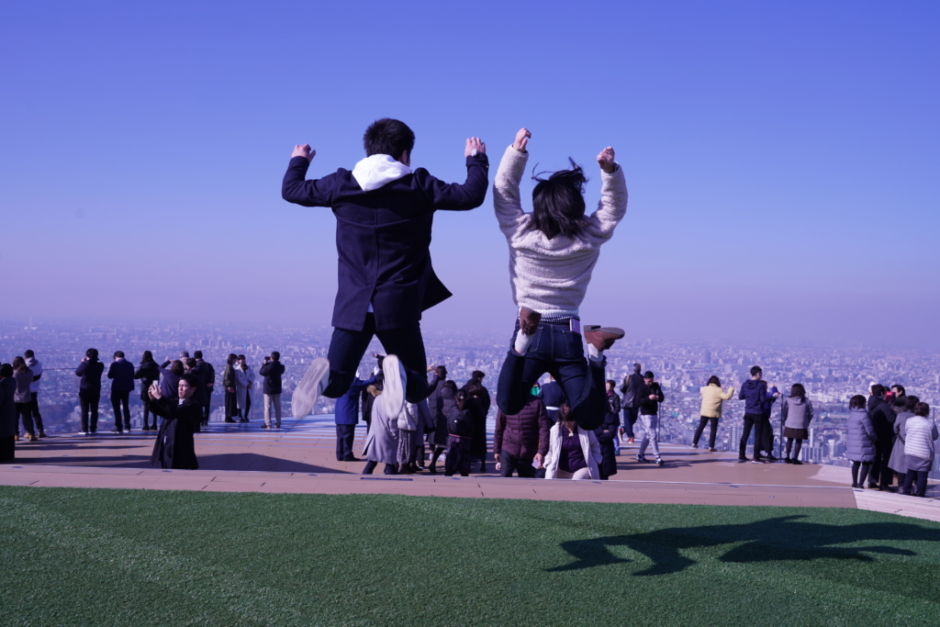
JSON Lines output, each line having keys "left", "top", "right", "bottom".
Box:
{"left": 292, "top": 357, "right": 329, "bottom": 417}
{"left": 381, "top": 355, "right": 406, "bottom": 418}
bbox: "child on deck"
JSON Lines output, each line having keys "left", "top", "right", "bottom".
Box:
{"left": 493, "top": 128, "right": 628, "bottom": 431}
{"left": 281, "top": 119, "right": 488, "bottom": 418}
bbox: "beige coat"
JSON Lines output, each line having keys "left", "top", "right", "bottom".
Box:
{"left": 699, "top": 384, "right": 735, "bottom": 418}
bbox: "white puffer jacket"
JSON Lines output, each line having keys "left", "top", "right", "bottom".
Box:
{"left": 903, "top": 416, "right": 938, "bottom": 460}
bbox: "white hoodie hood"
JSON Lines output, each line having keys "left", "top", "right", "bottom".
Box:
{"left": 351, "top": 154, "right": 412, "bottom": 192}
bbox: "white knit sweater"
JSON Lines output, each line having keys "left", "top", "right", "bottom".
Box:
{"left": 493, "top": 145, "right": 628, "bottom": 317}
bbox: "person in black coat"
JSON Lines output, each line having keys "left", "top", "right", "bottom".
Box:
{"left": 426, "top": 368, "right": 450, "bottom": 473}
{"left": 259, "top": 351, "right": 286, "bottom": 427}
{"left": 283, "top": 119, "right": 489, "bottom": 419}
{"left": 0, "top": 364, "right": 17, "bottom": 462}
{"left": 148, "top": 374, "right": 201, "bottom": 470}
{"left": 867, "top": 384, "right": 897, "bottom": 491}
{"left": 595, "top": 380, "right": 621, "bottom": 479}
{"left": 464, "top": 378, "right": 491, "bottom": 472}
{"left": 192, "top": 351, "right": 215, "bottom": 426}
{"left": 76, "top": 348, "right": 105, "bottom": 434}
{"left": 620, "top": 364, "right": 644, "bottom": 443}
{"left": 445, "top": 389, "right": 476, "bottom": 477}
{"left": 134, "top": 351, "right": 161, "bottom": 431}
{"left": 107, "top": 351, "right": 136, "bottom": 434}
{"left": 222, "top": 353, "right": 238, "bottom": 423}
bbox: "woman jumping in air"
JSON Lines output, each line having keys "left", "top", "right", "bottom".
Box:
{"left": 493, "top": 128, "right": 628, "bottom": 430}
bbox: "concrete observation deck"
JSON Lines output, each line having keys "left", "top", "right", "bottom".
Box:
{"left": 2, "top": 415, "right": 938, "bottom": 523}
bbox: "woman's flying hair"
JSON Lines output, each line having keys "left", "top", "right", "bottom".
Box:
{"left": 528, "top": 160, "right": 588, "bottom": 239}
{"left": 706, "top": 375, "right": 721, "bottom": 387}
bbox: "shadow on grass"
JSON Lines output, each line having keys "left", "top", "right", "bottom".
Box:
{"left": 547, "top": 514, "right": 940, "bottom": 576}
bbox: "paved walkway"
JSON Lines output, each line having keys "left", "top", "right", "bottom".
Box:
{"left": 3, "top": 415, "right": 938, "bottom": 522}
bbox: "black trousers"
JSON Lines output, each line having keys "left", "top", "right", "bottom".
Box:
{"left": 445, "top": 436, "right": 471, "bottom": 476}
{"left": 738, "top": 413, "right": 766, "bottom": 459}
{"left": 499, "top": 450, "right": 537, "bottom": 478}
{"left": 0, "top": 435, "right": 14, "bottom": 462}
{"left": 693, "top": 416, "right": 718, "bottom": 448}
{"left": 16, "top": 402, "right": 34, "bottom": 436}
{"left": 335, "top": 424, "right": 356, "bottom": 461}
{"left": 203, "top": 390, "right": 213, "bottom": 423}
{"left": 111, "top": 390, "right": 131, "bottom": 430}
{"left": 903, "top": 470, "right": 929, "bottom": 496}
{"left": 870, "top": 438, "right": 894, "bottom": 487}
{"left": 760, "top": 413, "right": 775, "bottom": 455}
{"left": 224, "top": 391, "right": 238, "bottom": 421}
{"left": 324, "top": 314, "right": 432, "bottom": 403}
{"left": 142, "top": 396, "right": 156, "bottom": 428}
{"left": 79, "top": 390, "right": 100, "bottom": 432}
{"left": 29, "top": 392, "right": 44, "bottom": 432}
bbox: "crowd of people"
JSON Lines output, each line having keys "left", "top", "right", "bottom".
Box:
{"left": 2, "top": 118, "right": 935, "bottom": 495}
{"left": 0, "top": 348, "right": 288, "bottom": 469}
{"left": 0, "top": 347, "right": 935, "bottom": 497}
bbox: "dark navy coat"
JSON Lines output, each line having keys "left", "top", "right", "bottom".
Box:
{"left": 76, "top": 359, "right": 104, "bottom": 393}
{"left": 282, "top": 154, "right": 489, "bottom": 331}
{"left": 107, "top": 359, "right": 136, "bottom": 394}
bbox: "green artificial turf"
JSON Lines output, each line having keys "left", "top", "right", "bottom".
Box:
{"left": 2, "top": 486, "right": 939, "bottom": 627}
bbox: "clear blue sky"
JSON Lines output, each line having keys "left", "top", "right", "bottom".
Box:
{"left": 2, "top": 1, "right": 938, "bottom": 347}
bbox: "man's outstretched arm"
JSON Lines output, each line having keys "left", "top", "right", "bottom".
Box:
{"left": 420, "top": 137, "right": 489, "bottom": 210}
{"left": 281, "top": 144, "right": 336, "bottom": 207}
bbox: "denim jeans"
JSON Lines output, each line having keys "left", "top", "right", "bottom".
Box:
{"left": 496, "top": 319, "right": 606, "bottom": 430}
{"left": 637, "top": 414, "right": 660, "bottom": 458}
{"left": 324, "top": 313, "right": 432, "bottom": 403}
{"left": 622, "top": 406, "right": 639, "bottom": 438}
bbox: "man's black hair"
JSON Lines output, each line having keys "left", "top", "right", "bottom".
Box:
{"left": 271, "top": 351, "right": 280, "bottom": 361}
{"left": 0, "top": 363, "right": 12, "bottom": 377}
{"left": 24, "top": 350, "right": 34, "bottom": 358}
{"left": 363, "top": 118, "right": 415, "bottom": 158}
{"left": 114, "top": 350, "right": 124, "bottom": 358}
{"left": 871, "top": 384, "right": 885, "bottom": 397}
{"left": 86, "top": 348, "right": 99, "bottom": 360}
{"left": 633, "top": 363, "right": 642, "bottom": 373}
{"left": 750, "top": 366, "right": 762, "bottom": 377}
{"left": 471, "top": 370, "right": 485, "bottom": 380}
{"left": 529, "top": 160, "right": 588, "bottom": 240}
{"left": 180, "top": 373, "right": 199, "bottom": 388}
{"left": 644, "top": 371, "right": 655, "bottom": 379}
{"left": 891, "top": 384, "right": 906, "bottom": 396}
{"left": 194, "top": 350, "right": 203, "bottom": 359}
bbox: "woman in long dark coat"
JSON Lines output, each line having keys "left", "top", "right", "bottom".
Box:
{"left": 134, "top": 351, "right": 161, "bottom": 431}
{"left": 594, "top": 380, "right": 621, "bottom": 479}
{"left": 466, "top": 382, "right": 489, "bottom": 472}
{"left": 148, "top": 374, "right": 200, "bottom": 470}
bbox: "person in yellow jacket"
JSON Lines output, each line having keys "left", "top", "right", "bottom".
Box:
{"left": 693, "top": 376, "right": 735, "bottom": 451}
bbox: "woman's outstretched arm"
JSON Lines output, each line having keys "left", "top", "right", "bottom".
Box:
{"left": 493, "top": 128, "right": 532, "bottom": 239}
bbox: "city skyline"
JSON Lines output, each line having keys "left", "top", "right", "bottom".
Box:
{"left": 3, "top": 2, "right": 939, "bottom": 347}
